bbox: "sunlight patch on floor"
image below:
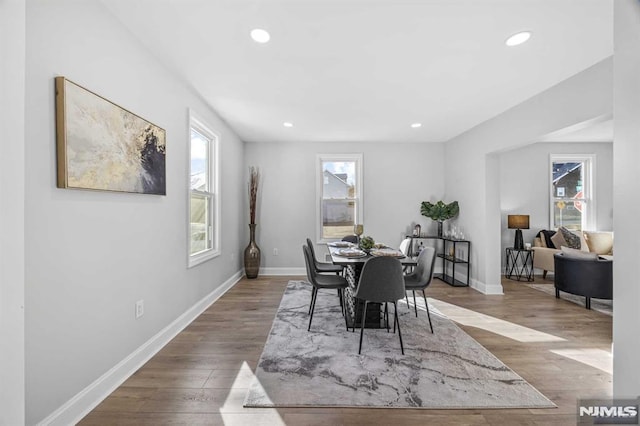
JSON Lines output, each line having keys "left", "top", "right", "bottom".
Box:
{"left": 425, "top": 298, "right": 567, "bottom": 343}
{"left": 220, "top": 361, "right": 285, "bottom": 425}
{"left": 550, "top": 348, "right": 612, "bottom": 374}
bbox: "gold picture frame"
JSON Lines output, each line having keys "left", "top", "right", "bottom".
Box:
{"left": 55, "top": 76, "right": 166, "bottom": 194}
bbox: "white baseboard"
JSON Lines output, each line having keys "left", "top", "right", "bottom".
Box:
{"left": 38, "top": 270, "right": 244, "bottom": 426}
{"left": 259, "top": 267, "right": 306, "bottom": 276}
{"left": 470, "top": 277, "right": 504, "bottom": 295}
{"left": 441, "top": 268, "right": 503, "bottom": 295}
{"left": 257, "top": 266, "right": 504, "bottom": 294}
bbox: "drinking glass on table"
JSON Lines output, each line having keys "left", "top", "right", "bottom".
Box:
{"left": 354, "top": 224, "right": 364, "bottom": 244}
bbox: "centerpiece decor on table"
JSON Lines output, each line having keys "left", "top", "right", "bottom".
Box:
{"left": 420, "top": 200, "right": 460, "bottom": 238}
{"left": 359, "top": 236, "right": 375, "bottom": 253}
{"left": 244, "top": 166, "right": 261, "bottom": 278}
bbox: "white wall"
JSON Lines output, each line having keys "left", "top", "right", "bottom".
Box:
{"left": 0, "top": 1, "right": 26, "bottom": 425}
{"left": 613, "top": 0, "right": 640, "bottom": 398}
{"left": 499, "top": 142, "right": 613, "bottom": 268}
{"left": 244, "top": 142, "right": 445, "bottom": 272}
{"left": 25, "top": 1, "right": 244, "bottom": 423}
{"left": 445, "top": 58, "right": 612, "bottom": 294}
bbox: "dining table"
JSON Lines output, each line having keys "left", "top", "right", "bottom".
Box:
{"left": 328, "top": 243, "right": 417, "bottom": 329}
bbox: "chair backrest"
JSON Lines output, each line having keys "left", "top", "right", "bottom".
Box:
{"left": 302, "top": 245, "right": 319, "bottom": 286}
{"left": 306, "top": 238, "right": 319, "bottom": 263}
{"left": 354, "top": 256, "right": 405, "bottom": 303}
{"left": 398, "top": 238, "right": 412, "bottom": 256}
{"left": 342, "top": 235, "right": 358, "bottom": 244}
{"left": 407, "top": 246, "right": 436, "bottom": 289}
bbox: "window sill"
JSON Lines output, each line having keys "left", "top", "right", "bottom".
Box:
{"left": 188, "top": 248, "right": 221, "bottom": 268}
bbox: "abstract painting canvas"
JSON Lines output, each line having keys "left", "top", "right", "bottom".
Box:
{"left": 55, "top": 77, "right": 166, "bottom": 195}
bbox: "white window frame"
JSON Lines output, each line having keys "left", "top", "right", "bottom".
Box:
{"left": 549, "top": 154, "right": 596, "bottom": 231}
{"left": 188, "top": 110, "right": 221, "bottom": 267}
{"left": 316, "top": 153, "right": 363, "bottom": 243}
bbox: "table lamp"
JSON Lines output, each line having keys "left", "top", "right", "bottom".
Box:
{"left": 508, "top": 215, "right": 529, "bottom": 250}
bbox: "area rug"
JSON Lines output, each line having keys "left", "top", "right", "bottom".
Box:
{"left": 524, "top": 283, "right": 612, "bottom": 316}
{"left": 244, "top": 281, "right": 555, "bottom": 409}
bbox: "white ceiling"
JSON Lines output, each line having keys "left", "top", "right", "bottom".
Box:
{"left": 103, "top": 0, "right": 613, "bottom": 143}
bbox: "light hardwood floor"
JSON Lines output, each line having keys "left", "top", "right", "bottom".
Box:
{"left": 79, "top": 276, "right": 612, "bottom": 425}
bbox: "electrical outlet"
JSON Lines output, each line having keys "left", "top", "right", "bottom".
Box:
{"left": 135, "top": 300, "right": 144, "bottom": 319}
{"left": 273, "top": 248, "right": 279, "bottom": 256}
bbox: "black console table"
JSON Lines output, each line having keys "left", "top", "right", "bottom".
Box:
{"left": 408, "top": 236, "right": 470, "bottom": 287}
{"left": 505, "top": 247, "right": 534, "bottom": 281}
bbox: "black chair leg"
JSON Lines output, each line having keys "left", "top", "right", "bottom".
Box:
{"left": 394, "top": 302, "right": 404, "bottom": 355}
{"left": 341, "top": 289, "right": 349, "bottom": 330}
{"left": 358, "top": 301, "right": 368, "bottom": 354}
{"left": 405, "top": 293, "right": 410, "bottom": 310}
{"left": 308, "top": 286, "right": 317, "bottom": 315}
{"left": 352, "top": 298, "right": 358, "bottom": 333}
{"left": 586, "top": 297, "right": 591, "bottom": 310}
{"left": 412, "top": 290, "right": 418, "bottom": 317}
{"left": 308, "top": 287, "right": 318, "bottom": 331}
{"left": 423, "top": 290, "right": 433, "bottom": 333}
{"left": 352, "top": 303, "right": 357, "bottom": 333}
{"left": 555, "top": 288, "right": 560, "bottom": 298}
{"left": 384, "top": 302, "right": 390, "bottom": 332}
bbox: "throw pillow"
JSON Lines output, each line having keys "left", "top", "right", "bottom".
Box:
{"left": 583, "top": 231, "right": 614, "bottom": 255}
{"left": 559, "top": 227, "right": 581, "bottom": 249}
{"left": 575, "top": 230, "right": 589, "bottom": 252}
{"left": 550, "top": 231, "right": 567, "bottom": 249}
{"left": 560, "top": 246, "right": 599, "bottom": 260}
{"left": 537, "top": 230, "right": 555, "bottom": 248}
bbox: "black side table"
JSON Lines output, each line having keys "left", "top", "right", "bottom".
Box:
{"left": 505, "top": 247, "right": 534, "bottom": 281}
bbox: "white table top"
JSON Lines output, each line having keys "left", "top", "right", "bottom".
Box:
{"left": 328, "top": 245, "right": 417, "bottom": 266}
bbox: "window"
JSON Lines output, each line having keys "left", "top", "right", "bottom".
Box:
{"left": 316, "top": 154, "right": 363, "bottom": 241}
{"left": 188, "top": 112, "right": 220, "bottom": 266}
{"left": 550, "top": 155, "right": 595, "bottom": 231}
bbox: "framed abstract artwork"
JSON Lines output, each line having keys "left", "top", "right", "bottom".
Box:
{"left": 55, "top": 76, "right": 166, "bottom": 195}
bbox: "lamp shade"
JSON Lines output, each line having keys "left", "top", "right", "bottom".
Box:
{"left": 508, "top": 215, "right": 530, "bottom": 229}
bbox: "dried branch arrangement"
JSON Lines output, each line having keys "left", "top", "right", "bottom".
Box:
{"left": 248, "top": 166, "right": 260, "bottom": 224}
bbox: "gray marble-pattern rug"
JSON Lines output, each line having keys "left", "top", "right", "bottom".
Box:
{"left": 244, "top": 281, "right": 555, "bottom": 409}
{"left": 524, "top": 283, "right": 612, "bottom": 316}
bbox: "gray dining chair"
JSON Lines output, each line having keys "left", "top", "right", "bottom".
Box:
{"left": 399, "top": 238, "right": 411, "bottom": 255}
{"left": 342, "top": 235, "right": 358, "bottom": 244}
{"left": 399, "top": 237, "right": 413, "bottom": 273}
{"left": 302, "top": 245, "right": 349, "bottom": 331}
{"left": 404, "top": 246, "right": 436, "bottom": 333}
{"left": 354, "top": 256, "right": 406, "bottom": 355}
{"left": 306, "top": 238, "right": 343, "bottom": 275}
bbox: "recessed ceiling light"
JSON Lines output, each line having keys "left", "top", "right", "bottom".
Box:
{"left": 505, "top": 31, "right": 531, "bottom": 47}
{"left": 283, "top": 122, "right": 293, "bottom": 128}
{"left": 250, "top": 28, "right": 270, "bottom": 43}
{"left": 411, "top": 123, "right": 422, "bottom": 128}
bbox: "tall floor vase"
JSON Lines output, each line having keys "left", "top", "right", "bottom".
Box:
{"left": 244, "top": 223, "right": 261, "bottom": 279}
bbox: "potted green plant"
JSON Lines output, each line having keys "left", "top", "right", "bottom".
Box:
{"left": 420, "top": 200, "right": 459, "bottom": 237}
